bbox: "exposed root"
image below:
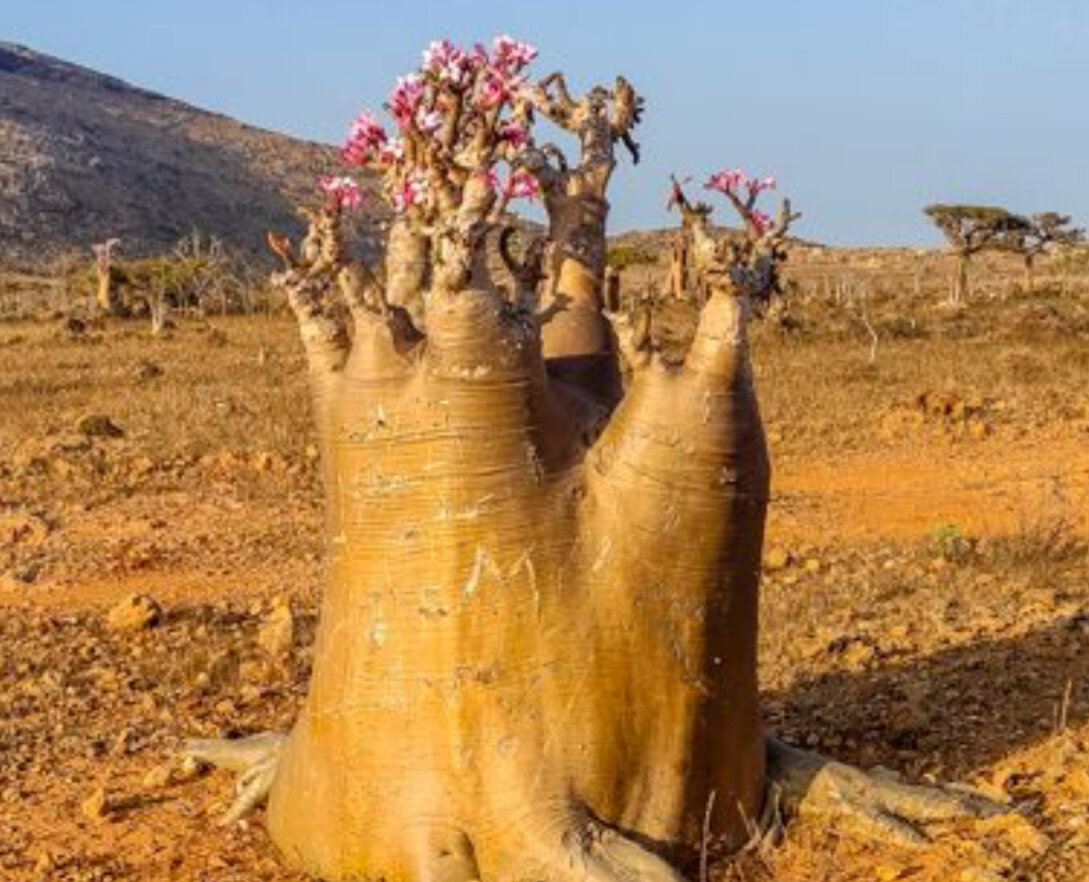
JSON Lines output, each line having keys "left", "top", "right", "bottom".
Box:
{"left": 183, "top": 732, "right": 287, "bottom": 826}
{"left": 766, "top": 737, "right": 1009, "bottom": 848}
{"left": 566, "top": 819, "right": 687, "bottom": 882}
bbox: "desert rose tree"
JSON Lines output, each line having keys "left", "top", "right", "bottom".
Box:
{"left": 187, "top": 37, "right": 1004, "bottom": 882}
{"left": 92, "top": 237, "right": 124, "bottom": 316}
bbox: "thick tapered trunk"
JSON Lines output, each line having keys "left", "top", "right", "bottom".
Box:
{"left": 264, "top": 281, "right": 768, "bottom": 882}
{"left": 385, "top": 217, "right": 430, "bottom": 326}
{"left": 952, "top": 252, "right": 970, "bottom": 305}
{"left": 95, "top": 265, "right": 123, "bottom": 316}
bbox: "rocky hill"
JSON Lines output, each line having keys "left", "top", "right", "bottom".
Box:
{"left": 0, "top": 41, "right": 383, "bottom": 267}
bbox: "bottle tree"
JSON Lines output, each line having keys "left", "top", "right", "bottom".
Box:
{"left": 187, "top": 37, "right": 1004, "bottom": 882}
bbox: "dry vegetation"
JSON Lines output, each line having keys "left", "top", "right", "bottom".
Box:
{"left": 2, "top": 247, "right": 1089, "bottom": 881}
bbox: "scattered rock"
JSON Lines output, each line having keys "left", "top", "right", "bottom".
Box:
{"left": 80, "top": 786, "right": 110, "bottom": 820}
{"left": 76, "top": 414, "right": 124, "bottom": 439}
{"left": 106, "top": 593, "right": 161, "bottom": 631}
{"left": 33, "top": 851, "right": 56, "bottom": 875}
{"left": 176, "top": 754, "right": 205, "bottom": 782}
{"left": 141, "top": 765, "right": 173, "bottom": 789}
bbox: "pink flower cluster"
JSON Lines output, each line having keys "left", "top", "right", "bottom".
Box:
{"left": 492, "top": 34, "right": 538, "bottom": 72}
{"left": 704, "top": 169, "right": 776, "bottom": 200}
{"left": 393, "top": 170, "right": 431, "bottom": 212}
{"left": 504, "top": 169, "right": 540, "bottom": 200}
{"left": 339, "top": 35, "right": 541, "bottom": 215}
{"left": 389, "top": 74, "right": 426, "bottom": 128}
{"left": 749, "top": 211, "right": 773, "bottom": 234}
{"left": 418, "top": 38, "right": 474, "bottom": 86}
{"left": 319, "top": 175, "right": 363, "bottom": 211}
{"left": 705, "top": 168, "right": 777, "bottom": 233}
{"left": 481, "top": 169, "right": 540, "bottom": 201}
{"left": 498, "top": 121, "right": 529, "bottom": 149}
{"left": 343, "top": 110, "right": 389, "bottom": 166}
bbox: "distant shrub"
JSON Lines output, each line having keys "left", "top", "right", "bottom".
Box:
{"left": 606, "top": 244, "right": 657, "bottom": 271}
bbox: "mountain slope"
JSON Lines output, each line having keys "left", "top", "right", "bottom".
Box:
{"left": 0, "top": 41, "right": 381, "bottom": 267}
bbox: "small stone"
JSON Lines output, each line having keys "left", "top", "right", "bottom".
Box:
{"left": 80, "top": 786, "right": 109, "bottom": 820}
{"left": 76, "top": 414, "right": 124, "bottom": 438}
{"left": 842, "top": 640, "right": 875, "bottom": 668}
{"left": 142, "top": 765, "right": 173, "bottom": 789}
{"left": 257, "top": 598, "right": 295, "bottom": 657}
{"left": 176, "top": 754, "right": 204, "bottom": 781}
{"left": 764, "top": 548, "right": 790, "bottom": 570}
{"left": 106, "top": 593, "right": 161, "bottom": 631}
{"left": 34, "top": 851, "right": 56, "bottom": 874}
{"left": 874, "top": 864, "right": 902, "bottom": 882}
{"left": 803, "top": 557, "right": 822, "bottom": 573}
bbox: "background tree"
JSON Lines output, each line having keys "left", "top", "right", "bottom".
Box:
{"left": 923, "top": 204, "right": 1030, "bottom": 304}
{"left": 186, "top": 39, "right": 1006, "bottom": 882}
{"left": 1009, "top": 212, "right": 1085, "bottom": 293}
{"left": 91, "top": 237, "right": 124, "bottom": 316}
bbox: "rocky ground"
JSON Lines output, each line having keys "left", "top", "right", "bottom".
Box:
{"left": 1, "top": 277, "right": 1088, "bottom": 880}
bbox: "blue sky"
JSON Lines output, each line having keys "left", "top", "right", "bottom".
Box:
{"left": 5, "top": 0, "right": 1087, "bottom": 245}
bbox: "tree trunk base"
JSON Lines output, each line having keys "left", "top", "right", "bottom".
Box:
{"left": 181, "top": 733, "right": 1012, "bottom": 873}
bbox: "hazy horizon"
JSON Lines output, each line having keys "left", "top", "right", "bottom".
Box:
{"left": 6, "top": 0, "right": 1088, "bottom": 247}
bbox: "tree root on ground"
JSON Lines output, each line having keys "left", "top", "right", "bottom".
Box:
{"left": 766, "top": 737, "right": 1009, "bottom": 848}
{"left": 178, "top": 731, "right": 1013, "bottom": 864}
{"left": 182, "top": 732, "right": 287, "bottom": 826}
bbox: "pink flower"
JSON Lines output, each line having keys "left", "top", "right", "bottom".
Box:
{"left": 482, "top": 169, "right": 501, "bottom": 192}
{"left": 751, "top": 211, "right": 773, "bottom": 234}
{"left": 750, "top": 175, "right": 776, "bottom": 195}
{"left": 492, "top": 34, "right": 538, "bottom": 71}
{"left": 377, "top": 137, "right": 405, "bottom": 166}
{"left": 393, "top": 170, "right": 431, "bottom": 212}
{"left": 416, "top": 108, "right": 443, "bottom": 134}
{"left": 705, "top": 169, "right": 777, "bottom": 205}
{"left": 343, "top": 110, "right": 388, "bottom": 166}
{"left": 705, "top": 168, "right": 749, "bottom": 196}
{"left": 389, "top": 74, "right": 425, "bottom": 126}
{"left": 498, "top": 121, "right": 529, "bottom": 149}
{"left": 422, "top": 38, "right": 478, "bottom": 86}
{"left": 504, "top": 169, "right": 540, "bottom": 200}
{"left": 476, "top": 74, "right": 510, "bottom": 109}
{"left": 319, "top": 175, "right": 363, "bottom": 211}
